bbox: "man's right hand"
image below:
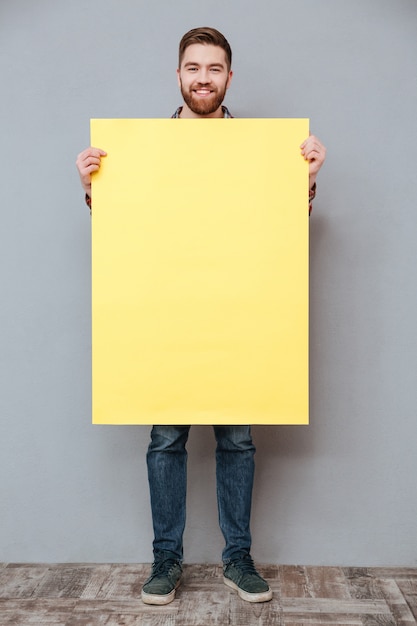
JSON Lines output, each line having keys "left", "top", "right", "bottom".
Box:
{"left": 76, "top": 147, "right": 107, "bottom": 196}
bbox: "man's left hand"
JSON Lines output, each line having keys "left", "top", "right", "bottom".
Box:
{"left": 300, "top": 135, "right": 326, "bottom": 189}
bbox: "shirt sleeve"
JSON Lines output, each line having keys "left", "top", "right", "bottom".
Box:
{"left": 85, "top": 193, "right": 92, "bottom": 215}
{"left": 309, "top": 183, "right": 316, "bottom": 215}
{"left": 86, "top": 187, "right": 317, "bottom": 215}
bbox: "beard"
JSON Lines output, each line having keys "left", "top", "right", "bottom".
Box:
{"left": 180, "top": 80, "right": 227, "bottom": 116}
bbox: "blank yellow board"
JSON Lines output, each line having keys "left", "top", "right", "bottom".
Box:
{"left": 91, "top": 118, "right": 309, "bottom": 425}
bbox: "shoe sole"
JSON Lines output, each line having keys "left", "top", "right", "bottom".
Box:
{"left": 223, "top": 576, "right": 273, "bottom": 603}
{"left": 141, "top": 580, "right": 181, "bottom": 605}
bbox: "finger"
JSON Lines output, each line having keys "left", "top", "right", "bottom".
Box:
{"left": 76, "top": 152, "right": 106, "bottom": 176}
{"left": 77, "top": 147, "right": 107, "bottom": 161}
{"left": 301, "top": 140, "right": 320, "bottom": 154}
{"left": 300, "top": 134, "right": 316, "bottom": 149}
{"left": 76, "top": 159, "right": 98, "bottom": 177}
{"left": 304, "top": 147, "right": 321, "bottom": 161}
{"left": 83, "top": 155, "right": 102, "bottom": 167}
{"left": 84, "top": 162, "right": 101, "bottom": 173}
{"left": 302, "top": 141, "right": 326, "bottom": 162}
{"left": 301, "top": 135, "right": 323, "bottom": 151}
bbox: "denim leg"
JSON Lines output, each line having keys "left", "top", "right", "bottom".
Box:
{"left": 213, "top": 425, "right": 256, "bottom": 563}
{"left": 146, "top": 425, "right": 190, "bottom": 561}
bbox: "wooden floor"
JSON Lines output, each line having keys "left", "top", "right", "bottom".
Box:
{"left": 1, "top": 563, "right": 416, "bottom": 625}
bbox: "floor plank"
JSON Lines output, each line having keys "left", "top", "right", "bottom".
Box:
{"left": 304, "top": 567, "right": 352, "bottom": 600}
{"left": 0, "top": 564, "right": 50, "bottom": 599}
{"left": 0, "top": 598, "right": 77, "bottom": 625}
{"left": 0, "top": 563, "right": 415, "bottom": 625}
{"left": 396, "top": 578, "right": 417, "bottom": 621}
{"left": 279, "top": 565, "right": 311, "bottom": 598}
{"left": 33, "top": 564, "right": 99, "bottom": 599}
{"left": 378, "top": 578, "right": 416, "bottom": 626}
{"left": 176, "top": 590, "right": 230, "bottom": 625}
{"left": 229, "top": 593, "right": 282, "bottom": 626}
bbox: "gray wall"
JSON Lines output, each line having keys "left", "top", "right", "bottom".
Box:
{"left": 1, "top": 0, "right": 416, "bottom": 566}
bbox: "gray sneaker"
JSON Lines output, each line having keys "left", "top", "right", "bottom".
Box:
{"left": 223, "top": 554, "right": 272, "bottom": 603}
{"left": 141, "top": 557, "right": 182, "bottom": 605}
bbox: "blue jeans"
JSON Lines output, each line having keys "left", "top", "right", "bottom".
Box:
{"left": 146, "top": 425, "right": 256, "bottom": 563}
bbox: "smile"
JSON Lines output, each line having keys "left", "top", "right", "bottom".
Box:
{"left": 193, "top": 89, "right": 213, "bottom": 96}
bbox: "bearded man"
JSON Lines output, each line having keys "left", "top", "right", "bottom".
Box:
{"left": 76, "top": 26, "right": 326, "bottom": 606}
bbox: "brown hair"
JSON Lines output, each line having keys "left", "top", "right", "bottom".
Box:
{"left": 178, "top": 27, "right": 232, "bottom": 71}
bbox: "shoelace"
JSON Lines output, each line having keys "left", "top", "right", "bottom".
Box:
{"left": 231, "top": 555, "right": 258, "bottom": 575}
{"left": 152, "top": 558, "right": 179, "bottom": 578}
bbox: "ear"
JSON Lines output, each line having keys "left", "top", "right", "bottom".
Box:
{"left": 176, "top": 68, "right": 181, "bottom": 88}
{"left": 226, "top": 70, "right": 233, "bottom": 90}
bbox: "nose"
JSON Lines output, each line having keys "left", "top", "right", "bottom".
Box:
{"left": 197, "top": 68, "right": 210, "bottom": 84}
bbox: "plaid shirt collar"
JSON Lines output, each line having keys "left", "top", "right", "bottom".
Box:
{"left": 172, "top": 105, "right": 233, "bottom": 118}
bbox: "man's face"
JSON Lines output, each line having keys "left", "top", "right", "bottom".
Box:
{"left": 177, "top": 44, "right": 233, "bottom": 117}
